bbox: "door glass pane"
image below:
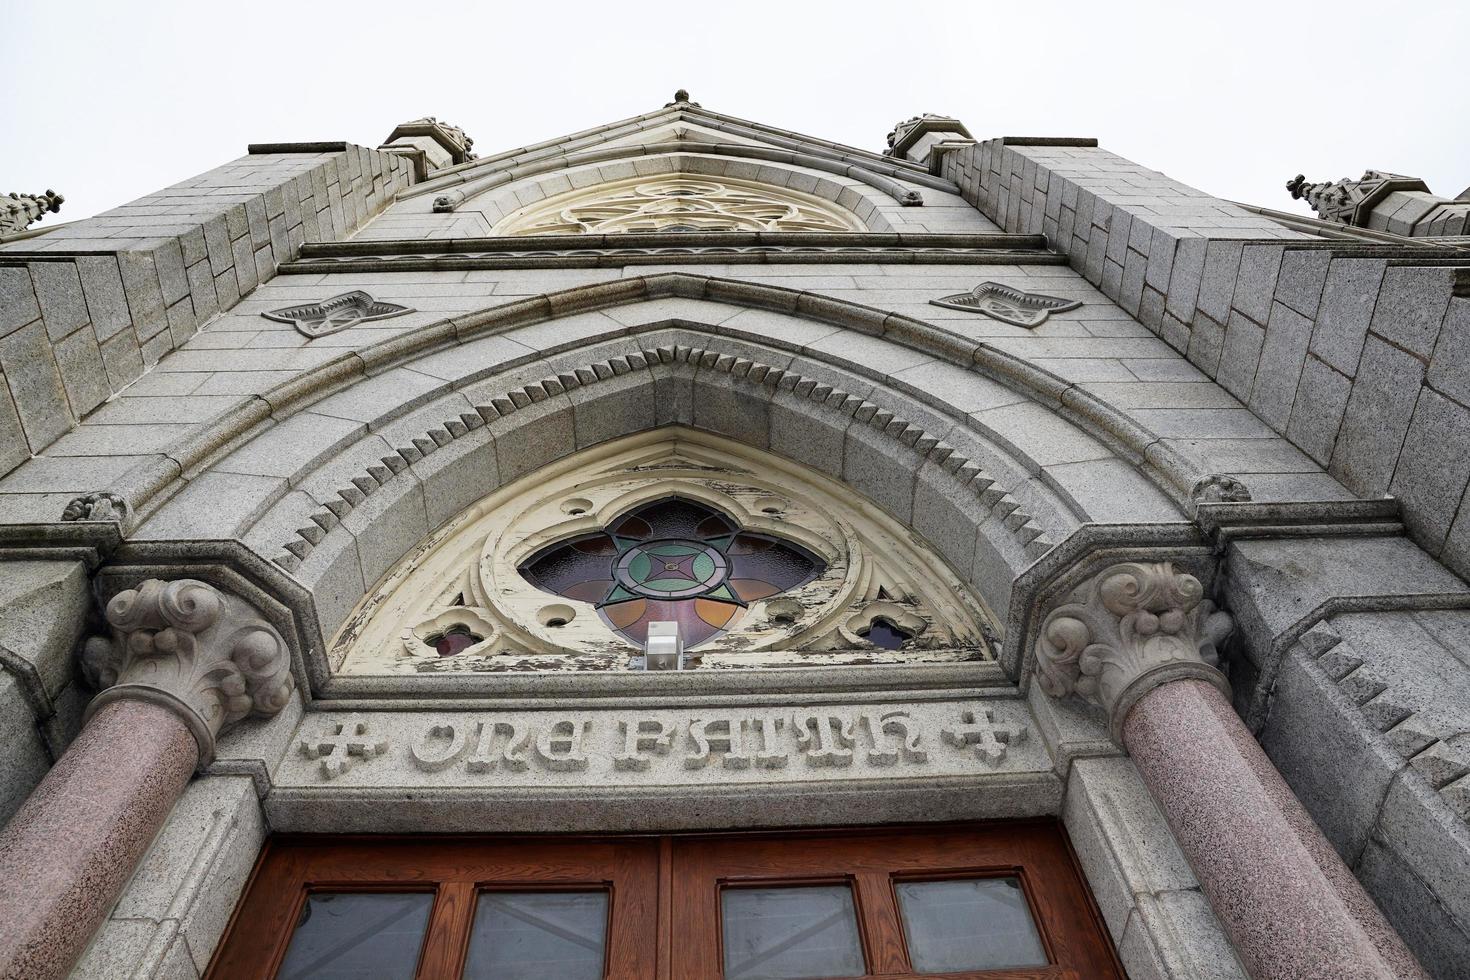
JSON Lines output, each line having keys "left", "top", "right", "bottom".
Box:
{"left": 721, "top": 885, "right": 866, "bottom": 979}
{"left": 462, "top": 890, "right": 608, "bottom": 980}
{"left": 277, "top": 891, "right": 433, "bottom": 980}
{"left": 896, "top": 877, "right": 1048, "bottom": 973}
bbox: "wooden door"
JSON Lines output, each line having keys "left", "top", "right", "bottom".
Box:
{"left": 207, "top": 836, "right": 659, "bottom": 979}
{"left": 207, "top": 823, "right": 1120, "bottom": 979}
{"left": 670, "top": 823, "right": 1121, "bottom": 979}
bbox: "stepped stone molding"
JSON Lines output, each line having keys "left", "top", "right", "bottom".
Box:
{"left": 1035, "top": 561, "right": 1232, "bottom": 741}
{"left": 268, "top": 343, "right": 1055, "bottom": 573}
{"left": 79, "top": 579, "right": 296, "bottom": 765}
{"left": 1296, "top": 622, "right": 1470, "bottom": 821}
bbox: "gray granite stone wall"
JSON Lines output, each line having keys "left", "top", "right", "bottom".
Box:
{"left": 1224, "top": 533, "right": 1470, "bottom": 978}
{"left": 0, "top": 145, "right": 413, "bottom": 477}
{"left": 943, "top": 140, "right": 1470, "bottom": 580}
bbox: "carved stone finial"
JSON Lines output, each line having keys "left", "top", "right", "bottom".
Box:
{"left": 1034, "top": 562, "right": 1232, "bottom": 742}
{"left": 0, "top": 189, "right": 64, "bottom": 235}
{"left": 80, "top": 579, "right": 296, "bottom": 766}
{"left": 1285, "top": 170, "right": 1430, "bottom": 226}
{"left": 60, "top": 491, "right": 127, "bottom": 523}
{"left": 666, "top": 88, "right": 700, "bottom": 107}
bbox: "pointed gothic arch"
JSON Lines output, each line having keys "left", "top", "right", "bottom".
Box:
{"left": 413, "top": 151, "right": 906, "bottom": 233}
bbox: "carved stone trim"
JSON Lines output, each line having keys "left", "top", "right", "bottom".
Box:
{"left": 1190, "top": 473, "right": 1252, "bottom": 506}
{"left": 495, "top": 175, "right": 866, "bottom": 236}
{"left": 1287, "top": 171, "right": 1431, "bottom": 226}
{"left": 929, "top": 282, "right": 1082, "bottom": 327}
{"left": 1034, "top": 561, "right": 1232, "bottom": 742}
{"left": 60, "top": 491, "right": 128, "bottom": 523}
{"left": 262, "top": 290, "right": 415, "bottom": 339}
{"left": 0, "top": 189, "right": 64, "bottom": 235}
{"left": 268, "top": 347, "right": 1055, "bottom": 573}
{"left": 80, "top": 579, "right": 296, "bottom": 766}
{"left": 284, "top": 242, "right": 1056, "bottom": 273}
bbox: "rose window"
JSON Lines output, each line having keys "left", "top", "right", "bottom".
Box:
{"left": 519, "top": 497, "right": 823, "bottom": 649}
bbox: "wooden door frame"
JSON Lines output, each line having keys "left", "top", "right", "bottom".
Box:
{"left": 207, "top": 820, "right": 1120, "bottom": 980}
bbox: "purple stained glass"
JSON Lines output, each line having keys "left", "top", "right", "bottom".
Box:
{"left": 429, "top": 625, "right": 482, "bottom": 657}
{"left": 518, "top": 497, "right": 823, "bottom": 650}
{"left": 862, "top": 618, "right": 913, "bottom": 650}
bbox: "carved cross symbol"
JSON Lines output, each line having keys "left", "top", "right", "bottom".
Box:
{"left": 941, "top": 708, "right": 1027, "bottom": 766}
{"left": 298, "top": 721, "right": 390, "bottom": 779}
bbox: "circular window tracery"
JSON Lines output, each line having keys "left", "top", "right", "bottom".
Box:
{"left": 494, "top": 174, "right": 865, "bottom": 236}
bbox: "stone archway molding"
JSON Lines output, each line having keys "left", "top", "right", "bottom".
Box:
{"left": 412, "top": 139, "right": 950, "bottom": 216}
{"left": 268, "top": 345, "right": 1055, "bottom": 575}
{"left": 78, "top": 273, "right": 1201, "bottom": 534}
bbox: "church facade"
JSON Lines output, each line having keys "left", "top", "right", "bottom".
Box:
{"left": 0, "top": 94, "right": 1468, "bottom": 979}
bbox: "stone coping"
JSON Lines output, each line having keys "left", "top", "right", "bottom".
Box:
{"left": 410, "top": 103, "right": 936, "bottom": 200}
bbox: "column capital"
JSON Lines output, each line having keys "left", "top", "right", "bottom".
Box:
{"left": 80, "top": 578, "right": 296, "bottom": 766}
{"left": 1034, "top": 561, "right": 1232, "bottom": 742}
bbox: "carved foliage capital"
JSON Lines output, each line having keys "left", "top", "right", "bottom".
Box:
{"left": 1035, "top": 562, "right": 1231, "bottom": 741}
{"left": 80, "top": 579, "right": 296, "bottom": 764}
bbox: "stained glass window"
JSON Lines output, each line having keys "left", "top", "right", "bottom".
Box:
{"left": 520, "top": 497, "right": 823, "bottom": 649}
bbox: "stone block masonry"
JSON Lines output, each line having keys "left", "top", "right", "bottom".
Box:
{"left": 944, "top": 140, "right": 1470, "bottom": 580}
{"left": 0, "top": 144, "right": 414, "bottom": 476}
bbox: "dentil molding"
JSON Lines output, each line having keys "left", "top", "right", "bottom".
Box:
{"left": 1034, "top": 561, "right": 1233, "bottom": 742}
{"left": 80, "top": 579, "right": 296, "bottom": 766}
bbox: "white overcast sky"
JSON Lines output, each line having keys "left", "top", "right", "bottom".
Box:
{"left": 4, "top": 0, "right": 1467, "bottom": 224}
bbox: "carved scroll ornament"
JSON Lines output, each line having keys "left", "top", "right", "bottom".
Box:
{"left": 1034, "top": 562, "right": 1232, "bottom": 741}
{"left": 80, "top": 579, "right": 296, "bottom": 765}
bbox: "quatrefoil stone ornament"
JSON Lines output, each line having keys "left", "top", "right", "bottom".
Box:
{"left": 263, "top": 290, "right": 414, "bottom": 338}
{"left": 930, "top": 281, "right": 1082, "bottom": 327}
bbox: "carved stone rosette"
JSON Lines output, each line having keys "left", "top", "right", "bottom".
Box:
{"left": 80, "top": 579, "right": 296, "bottom": 765}
{"left": 1034, "top": 562, "right": 1233, "bottom": 742}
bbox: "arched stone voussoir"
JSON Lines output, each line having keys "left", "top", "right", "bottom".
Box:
{"left": 223, "top": 344, "right": 1171, "bottom": 654}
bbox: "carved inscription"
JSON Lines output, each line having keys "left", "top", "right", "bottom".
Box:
{"left": 324, "top": 705, "right": 1029, "bottom": 780}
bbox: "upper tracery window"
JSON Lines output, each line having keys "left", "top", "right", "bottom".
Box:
{"left": 331, "top": 430, "right": 999, "bottom": 675}
{"left": 495, "top": 175, "right": 865, "bottom": 236}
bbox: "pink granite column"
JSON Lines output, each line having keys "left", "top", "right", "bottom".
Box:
{"left": 1124, "top": 678, "right": 1425, "bottom": 979}
{"left": 0, "top": 701, "right": 197, "bottom": 980}
{"left": 0, "top": 578, "right": 296, "bottom": 980}
{"left": 1035, "top": 560, "right": 1427, "bottom": 979}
